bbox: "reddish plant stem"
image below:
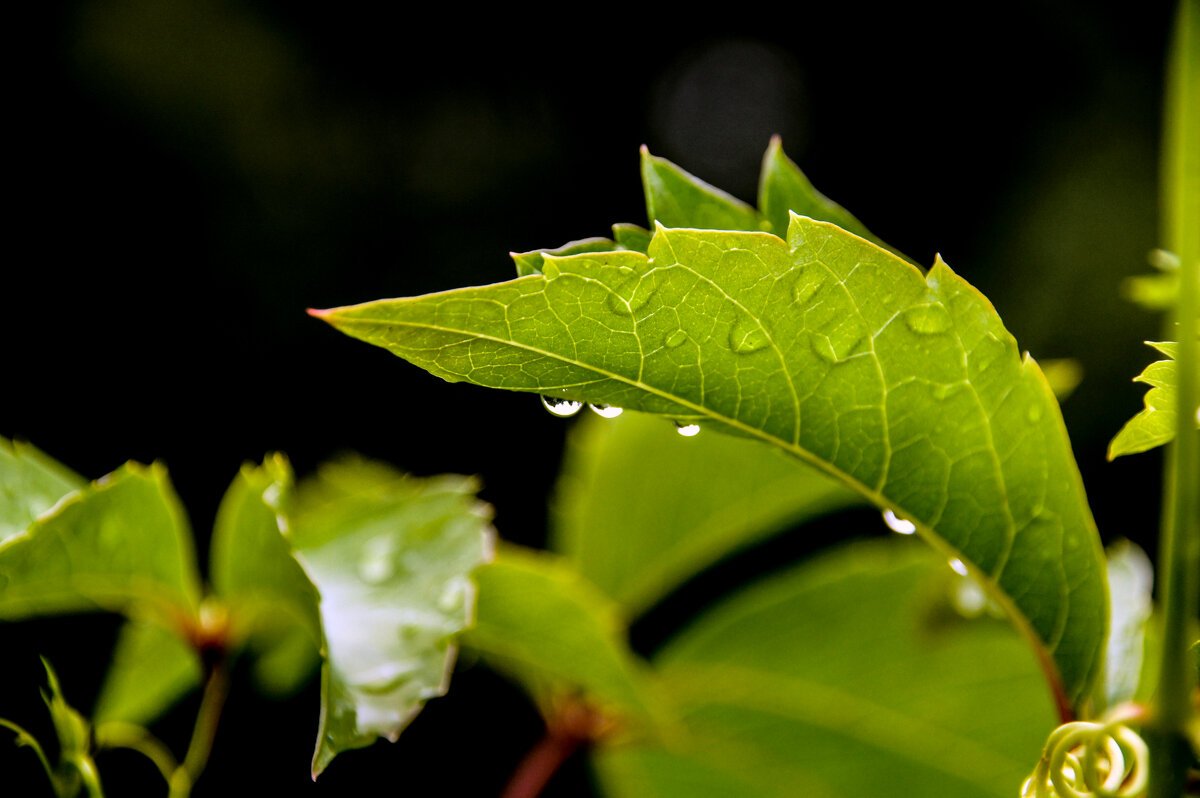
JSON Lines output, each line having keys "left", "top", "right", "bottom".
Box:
{"left": 499, "top": 700, "right": 605, "bottom": 798}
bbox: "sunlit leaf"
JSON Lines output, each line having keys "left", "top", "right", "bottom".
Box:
{"left": 315, "top": 213, "right": 1107, "bottom": 710}
{"left": 0, "top": 462, "right": 202, "bottom": 624}
{"left": 640, "top": 146, "right": 762, "bottom": 232}
{"left": 464, "top": 545, "right": 653, "bottom": 719}
{"left": 1108, "top": 341, "right": 1199, "bottom": 459}
{"left": 287, "top": 458, "right": 494, "bottom": 778}
{"left": 1099, "top": 540, "right": 1154, "bottom": 710}
{"left": 552, "top": 411, "right": 858, "bottom": 614}
{"left": 0, "top": 438, "right": 84, "bottom": 546}
{"left": 594, "top": 539, "right": 1056, "bottom": 798}
{"left": 93, "top": 619, "right": 201, "bottom": 726}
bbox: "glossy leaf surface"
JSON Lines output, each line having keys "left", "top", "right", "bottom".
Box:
{"left": 0, "top": 463, "right": 201, "bottom": 623}
{"left": 1109, "top": 342, "right": 1198, "bottom": 458}
{"left": 0, "top": 438, "right": 84, "bottom": 546}
{"left": 316, "top": 214, "right": 1107, "bottom": 708}
{"left": 552, "top": 411, "right": 858, "bottom": 614}
{"left": 464, "top": 545, "right": 652, "bottom": 718}
{"left": 287, "top": 458, "right": 494, "bottom": 777}
{"left": 594, "top": 539, "right": 1056, "bottom": 798}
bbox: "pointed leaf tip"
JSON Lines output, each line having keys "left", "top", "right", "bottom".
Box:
{"left": 307, "top": 307, "right": 331, "bottom": 319}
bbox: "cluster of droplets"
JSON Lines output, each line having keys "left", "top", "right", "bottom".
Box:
{"left": 540, "top": 396, "right": 700, "bottom": 436}
{"left": 1020, "top": 711, "right": 1149, "bottom": 798}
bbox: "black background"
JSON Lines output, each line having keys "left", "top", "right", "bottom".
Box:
{"left": 3, "top": 1, "right": 1179, "bottom": 794}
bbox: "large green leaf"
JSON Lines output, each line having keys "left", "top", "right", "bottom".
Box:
{"left": 93, "top": 619, "right": 202, "bottom": 726}
{"left": 552, "top": 411, "right": 859, "bottom": 614}
{"left": 0, "top": 462, "right": 202, "bottom": 624}
{"left": 1108, "top": 341, "right": 1199, "bottom": 458}
{"left": 314, "top": 214, "right": 1107, "bottom": 709}
{"left": 0, "top": 438, "right": 84, "bottom": 546}
{"left": 594, "top": 539, "right": 1057, "bottom": 798}
{"left": 463, "top": 545, "right": 654, "bottom": 719}
{"left": 286, "top": 458, "right": 494, "bottom": 778}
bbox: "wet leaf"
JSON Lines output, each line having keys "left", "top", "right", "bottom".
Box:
{"left": 315, "top": 213, "right": 1108, "bottom": 710}
{"left": 0, "top": 438, "right": 84, "bottom": 546}
{"left": 287, "top": 458, "right": 494, "bottom": 778}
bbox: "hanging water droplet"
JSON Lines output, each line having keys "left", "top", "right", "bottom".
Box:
{"left": 948, "top": 558, "right": 969, "bottom": 576}
{"left": 882, "top": 509, "right": 916, "bottom": 535}
{"left": 541, "top": 396, "right": 583, "bottom": 417}
{"left": 903, "top": 304, "right": 952, "bottom": 335}
{"left": 665, "top": 329, "right": 688, "bottom": 348}
{"left": 589, "top": 403, "right": 624, "bottom": 418}
{"left": 675, "top": 422, "right": 701, "bottom": 437}
{"left": 730, "top": 325, "right": 769, "bottom": 354}
{"left": 792, "top": 264, "right": 827, "bottom": 306}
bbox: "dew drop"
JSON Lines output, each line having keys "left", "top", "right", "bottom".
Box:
{"left": 903, "top": 304, "right": 952, "bottom": 335}
{"left": 541, "top": 396, "right": 583, "bottom": 417}
{"left": 882, "top": 509, "right": 916, "bottom": 535}
{"left": 730, "top": 325, "right": 769, "bottom": 354}
{"left": 665, "top": 329, "right": 688, "bottom": 348}
{"left": 953, "top": 576, "right": 988, "bottom": 617}
{"left": 589, "top": 403, "right": 624, "bottom": 418}
{"left": 675, "top": 422, "right": 701, "bottom": 437}
{"left": 809, "top": 335, "right": 838, "bottom": 364}
{"left": 949, "top": 558, "right": 969, "bottom": 576}
{"left": 792, "top": 265, "right": 827, "bottom": 306}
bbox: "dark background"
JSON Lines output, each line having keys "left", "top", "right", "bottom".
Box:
{"left": 3, "top": 1, "right": 1179, "bottom": 794}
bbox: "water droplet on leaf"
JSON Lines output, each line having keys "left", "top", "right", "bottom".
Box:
{"left": 665, "top": 329, "right": 688, "bottom": 348}
{"left": 589, "top": 403, "right": 624, "bottom": 418}
{"left": 541, "top": 396, "right": 583, "bottom": 417}
{"left": 949, "top": 558, "right": 969, "bottom": 576}
{"left": 1026, "top": 405, "right": 1043, "bottom": 423}
{"left": 882, "top": 509, "right": 916, "bottom": 534}
{"left": 809, "top": 335, "right": 838, "bottom": 364}
{"left": 903, "top": 305, "right": 952, "bottom": 335}
{"left": 675, "top": 422, "right": 701, "bottom": 437}
{"left": 730, "top": 324, "right": 769, "bottom": 354}
{"left": 792, "top": 265, "right": 827, "bottom": 306}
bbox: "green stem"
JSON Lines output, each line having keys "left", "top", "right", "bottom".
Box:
{"left": 167, "top": 661, "right": 230, "bottom": 798}
{"left": 1149, "top": 2, "right": 1200, "bottom": 797}
{"left": 0, "top": 718, "right": 55, "bottom": 786}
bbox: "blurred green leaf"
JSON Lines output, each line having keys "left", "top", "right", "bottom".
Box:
{"left": 594, "top": 539, "right": 1056, "bottom": 798}
{"left": 1100, "top": 540, "right": 1154, "bottom": 710}
{"left": 93, "top": 619, "right": 202, "bottom": 726}
{"left": 0, "top": 438, "right": 84, "bottom": 546}
{"left": 287, "top": 458, "right": 494, "bottom": 778}
{"left": 316, "top": 214, "right": 1107, "bottom": 709}
{"left": 464, "top": 545, "right": 654, "bottom": 720}
{"left": 641, "top": 146, "right": 763, "bottom": 232}
{"left": 0, "top": 462, "right": 201, "bottom": 624}
{"left": 1109, "top": 342, "right": 1199, "bottom": 458}
{"left": 552, "top": 411, "right": 859, "bottom": 614}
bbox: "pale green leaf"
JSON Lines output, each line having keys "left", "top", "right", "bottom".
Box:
{"left": 552, "top": 411, "right": 859, "bottom": 614}
{"left": 0, "top": 438, "right": 84, "bottom": 546}
{"left": 612, "top": 223, "right": 652, "bottom": 254}
{"left": 594, "top": 539, "right": 1056, "bottom": 798}
{"left": 641, "top": 146, "right": 763, "bottom": 232}
{"left": 463, "top": 545, "right": 653, "bottom": 719}
{"left": 315, "top": 215, "right": 1107, "bottom": 709}
{"left": 1108, "top": 341, "right": 1199, "bottom": 459}
{"left": 93, "top": 619, "right": 202, "bottom": 726}
{"left": 210, "top": 454, "right": 321, "bottom": 646}
{"left": 0, "top": 462, "right": 202, "bottom": 624}
{"left": 1100, "top": 540, "right": 1154, "bottom": 710}
{"left": 287, "top": 458, "right": 494, "bottom": 778}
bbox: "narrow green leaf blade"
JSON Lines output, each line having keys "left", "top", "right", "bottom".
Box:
{"left": 0, "top": 463, "right": 202, "bottom": 623}
{"left": 595, "top": 539, "right": 1057, "bottom": 798}
{"left": 210, "top": 454, "right": 321, "bottom": 646}
{"left": 315, "top": 217, "right": 1107, "bottom": 708}
{"left": 552, "top": 411, "right": 859, "bottom": 614}
{"left": 288, "top": 458, "right": 494, "bottom": 778}
{"left": 641, "top": 146, "right": 763, "bottom": 232}
{"left": 0, "top": 438, "right": 84, "bottom": 545}
{"left": 758, "top": 136, "right": 889, "bottom": 251}
{"left": 463, "top": 545, "right": 652, "bottom": 718}
{"left": 93, "top": 619, "right": 202, "bottom": 726}
{"left": 1109, "top": 342, "right": 1199, "bottom": 459}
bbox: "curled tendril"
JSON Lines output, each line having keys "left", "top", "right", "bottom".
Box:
{"left": 1021, "top": 712, "right": 1150, "bottom": 798}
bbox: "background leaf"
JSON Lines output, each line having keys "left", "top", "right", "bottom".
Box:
{"left": 287, "top": 458, "right": 494, "bottom": 778}
{"left": 1109, "top": 341, "right": 1199, "bottom": 458}
{"left": 92, "top": 619, "right": 202, "bottom": 726}
{"left": 0, "top": 462, "right": 202, "bottom": 625}
{"left": 551, "top": 411, "right": 859, "bottom": 614}
{"left": 0, "top": 438, "right": 84, "bottom": 546}
{"left": 641, "top": 146, "right": 762, "bottom": 232}
{"left": 316, "top": 215, "right": 1108, "bottom": 709}
{"left": 1100, "top": 539, "right": 1154, "bottom": 709}
{"left": 463, "top": 545, "right": 654, "bottom": 720}
{"left": 593, "top": 538, "right": 1057, "bottom": 798}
